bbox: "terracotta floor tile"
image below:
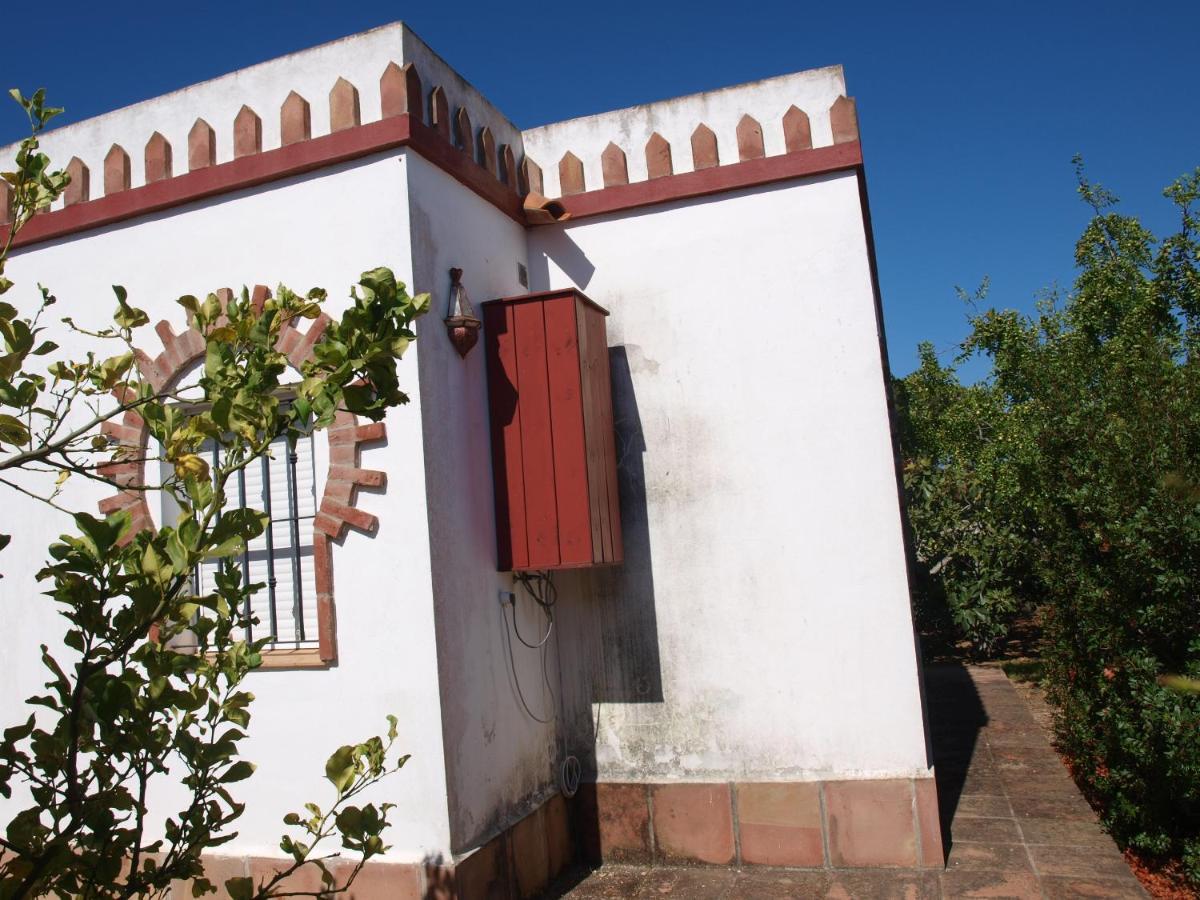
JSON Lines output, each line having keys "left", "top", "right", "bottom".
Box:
{"left": 1008, "top": 793, "right": 1098, "bottom": 821}
{"left": 939, "top": 765, "right": 1002, "bottom": 786}
{"left": 632, "top": 867, "right": 736, "bottom": 898}
{"left": 940, "top": 868, "right": 1042, "bottom": 898}
{"left": 946, "top": 817, "right": 1023, "bottom": 844}
{"left": 989, "top": 749, "right": 1064, "bottom": 767}
{"left": 1016, "top": 817, "right": 1116, "bottom": 849}
{"left": 1039, "top": 875, "right": 1147, "bottom": 898}
{"left": 950, "top": 795, "right": 1012, "bottom": 819}
{"left": 553, "top": 865, "right": 645, "bottom": 898}
{"left": 1026, "top": 844, "right": 1142, "bottom": 880}
{"left": 934, "top": 745, "right": 991, "bottom": 769}
{"left": 940, "top": 771, "right": 1007, "bottom": 796}
{"left": 977, "top": 711, "right": 1038, "bottom": 727}
{"left": 984, "top": 731, "right": 1054, "bottom": 750}
{"left": 945, "top": 841, "right": 1033, "bottom": 871}
{"left": 726, "top": 870, "right": 831, "bottom": 899}
{"left": 826, "top": 870, "right": 941, "bottom": 900}
{"left": 1001, "top": 774, "right": 1089, "bottom": 798}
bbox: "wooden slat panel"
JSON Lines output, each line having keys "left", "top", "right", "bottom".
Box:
{"left": 484, "top": 302, "right": 528, "bottom": 570}
{"left": 591, "top": 309, "right": 624, "bottom": 563}
{"left": 512, "top": 299, "right": 560, "bottom": 567}
{"left": 576, "top": 299, "right": 605, "bottom": 564}
{"left": 582, "top": 304, "right": 614, "bottom": 563}
{"left": 544, "top": 295, "right": 592, "bottom": 565}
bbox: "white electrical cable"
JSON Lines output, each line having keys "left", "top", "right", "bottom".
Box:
{"left": 504, "top": 572, "right": 582, "bottom": 799}
{"left": 504, "top": 578, "right": 559, "bottom": 724}
{"left": 508, "top": 599, "right": 555, "bottom": 649}
{"left": 559, "top": 755, "right": 581, "bottom": 798}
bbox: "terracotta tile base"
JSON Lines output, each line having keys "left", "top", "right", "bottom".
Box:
{"left": 651, "top": 783, "right": 735, "bottom": 865}
{"left": 736, "top": 781, "right": 823, "bottom": 866}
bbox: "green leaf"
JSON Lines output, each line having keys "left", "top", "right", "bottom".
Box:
{"left": 206, "top": 508, "right": 269, "bottom": 559}
{"left": 112, "top": 285, "right": 148, "bottom": 329}
{"left": 336, "top": 805, "right": 363, "bottom": 836}
{"left": 221, "top": 761, "right": 256, "bottom": 783}
{"left": 224, "top": 876, "right": 253, "bottom": 900}
{"left": 141, "top": 542, "right": 172, "bottom": 581}
{"left": 72, "top": 510, "right": 131, "bottom": 557}
{"left": 324, "top": 745, "right": 357, "bottom": 794}
{"left": 0, "top": 414, "right": 29, "bottom": 446}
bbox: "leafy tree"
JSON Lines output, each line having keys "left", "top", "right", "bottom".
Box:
{"left": 0, "top": 91, "right": 429, "bottom": 898}
{"left": 894, "top": 332, "right": 1036, "bottom": 655}
{"left": 897, "top": 159, "right": 1200, "bottom": 878}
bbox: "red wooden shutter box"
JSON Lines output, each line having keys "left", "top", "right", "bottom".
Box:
{"left": 483, "top": 288, "right": 623, "bottom": 572}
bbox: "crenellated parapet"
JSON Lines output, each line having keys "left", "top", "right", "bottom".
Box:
{"left": 1, "top": 28, "right": 865, "bottom": 237}
{"left": 0, "top": 23, "right": 529, "bottom": 229}
{"left": 519, "top": 66, "right": 858, "bottom": 200}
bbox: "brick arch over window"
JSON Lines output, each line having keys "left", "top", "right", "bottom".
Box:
{"left": 96, "top": 285, "right": 386, "bottom": 666}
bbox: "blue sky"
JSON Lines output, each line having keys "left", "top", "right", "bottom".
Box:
{"left": 3, "top": 1, "right": 1197, "bottom": 376}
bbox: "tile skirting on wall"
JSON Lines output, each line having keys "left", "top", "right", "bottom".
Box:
{"left": 573, "top": 776, "right": 944, "bottom": 873}
{"left": 182, "top": 776, "right": 942, "bottom": 898}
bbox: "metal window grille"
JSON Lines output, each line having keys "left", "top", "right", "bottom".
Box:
{"left": 169, "top": 431, "right": 319, "bottom": 649}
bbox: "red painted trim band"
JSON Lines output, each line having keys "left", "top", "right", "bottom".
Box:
{"left": 5, "top": 118, "right": 861, "bottom": 248}
{"left": 405, "top": 117, "right": 525, "bottom": 222}
{"left": 549, "top": 141, "right": 863, "bottom": 222}
{"left": 6, "top": 114, "right": 525, "bottom": 249}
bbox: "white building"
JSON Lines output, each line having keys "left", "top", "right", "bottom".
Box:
{"left": 0, "top": 22, "right": 940, "bottom": 899}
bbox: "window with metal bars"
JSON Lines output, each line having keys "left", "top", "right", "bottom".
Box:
{"left": 163, "top": 430, "right": 319, "bottom": 649}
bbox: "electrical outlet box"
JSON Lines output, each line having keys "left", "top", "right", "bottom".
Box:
{"left": 483, "top": 288, "right": 623, "bottom": 572}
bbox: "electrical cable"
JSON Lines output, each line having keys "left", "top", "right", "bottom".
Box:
{"left": 504, "top": 571, "right": 581, "bottom": 798}
{"left": 500, "top": 596, "right": 555, "bottom": 725}
{"left": 514, "top": 570, "right": 557, "bottom": 610}
{"left": 508, "top": 599, "right": 555, "bottom": 649}
{"left": 559, "top": 754, "right": 581, "bottom": 798}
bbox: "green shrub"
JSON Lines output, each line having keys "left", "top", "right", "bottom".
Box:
{"left": 896, "top": 162, "right": 1200, "bottom": 879}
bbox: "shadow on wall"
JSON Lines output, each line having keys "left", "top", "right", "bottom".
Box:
{"left": 482, "top": 225, "right": 668, "bottom": 888}
{"left": 525, "top": 228, "right": 596, "bottom": 293}
{"left": 414, "top": 346, "right": 666, "bottom": 895}
{"left": 421, "top": 853, "right": 454, "bottom": 899}
{"left": 549, "top": 344, "right": 666, "bottom": 746}
{"left": 551, "top": 346, "right": 666, "bottom": 875}
{"left": 586, "top": 347, "right": 663, "bottom": 705}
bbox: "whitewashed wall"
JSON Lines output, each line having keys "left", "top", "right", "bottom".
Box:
{"left": 528, "top": 172, "right": 931, "bottom": 782}
{"left": 0, "top": 18, "right": 931, "bottom": 868}
{"left": 404, "top": 154, "right": 561, "bottom": 853}
{"left": 0, "top": 150, "right": 456, "bottom": 861}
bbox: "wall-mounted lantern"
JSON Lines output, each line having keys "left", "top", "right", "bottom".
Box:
{"left": 444, "top": 268, "right": 481, "bottom": 358}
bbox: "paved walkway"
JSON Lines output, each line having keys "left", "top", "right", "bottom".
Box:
{"left": 546, "top": 665, "right": 1145, "bottom": 898}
